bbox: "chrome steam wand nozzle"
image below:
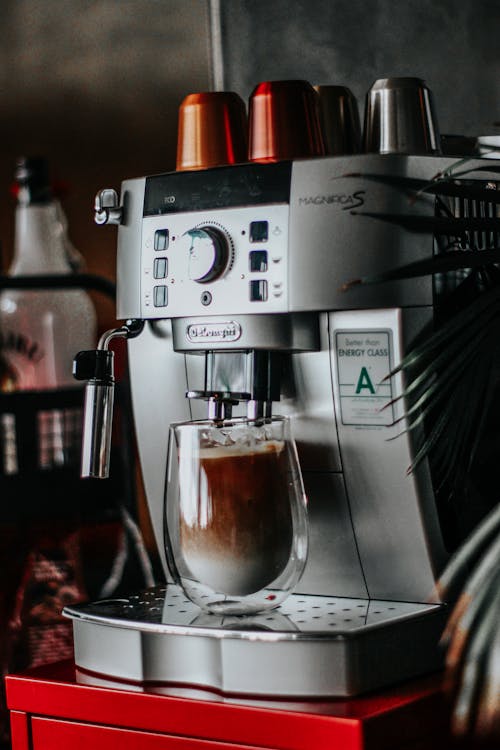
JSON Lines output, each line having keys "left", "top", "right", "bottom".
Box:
{"left": 73, "top": 319, "right": 144, "bottom": 478}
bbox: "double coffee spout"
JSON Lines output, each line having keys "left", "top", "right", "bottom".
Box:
{"left": 187, "top": 350, "right": 282, "bottom": 422}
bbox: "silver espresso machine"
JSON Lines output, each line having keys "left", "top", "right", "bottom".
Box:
{"left": 64, "top": 81, "right": 499, "bottom": 698}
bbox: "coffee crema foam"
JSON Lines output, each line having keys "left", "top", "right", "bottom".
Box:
{"left": 179, "top": 440, "right": 293, "bottom": 596}
{"left": 197, "top": 439, "right": 285, "bottom": 458}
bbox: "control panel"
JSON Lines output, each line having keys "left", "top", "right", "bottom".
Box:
{"left": 141, "top": 204, "right": 289, "bottom": 318}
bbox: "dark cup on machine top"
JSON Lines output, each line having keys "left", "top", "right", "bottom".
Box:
{"left": 363, "top": 77, "right": 441, "bottom": 155}
{"left": 176, "top": 91, "right": 248, "bottom": 171}
{"left": 248, "top": 80, "right": 325, "bottom": 163}
{"left": 315, "top": 85, "right": 362, "bottom": 155}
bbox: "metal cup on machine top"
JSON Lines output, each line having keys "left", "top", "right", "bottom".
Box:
{"left": 363, "top": 76, "right": 441, "bottom": 155}
{"left": 315, "top": 85, "right": 362, "bottom": 155}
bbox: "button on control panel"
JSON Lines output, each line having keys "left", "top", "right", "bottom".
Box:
{"left": 249, "top": 220, "right": 268, "bottom": 243}
{"left": 250, "top": 280, "right": 268, "bottom": 302}
{"left": 154, "top": 285, "right": 168, "bottom": 307}
{"left": 153, "top": 257, "right": 168, "bottom": 279}
{"left": 249, "top": 250, "right": 268, "bottom": 272}
{"left": 154, "top": 229, "right": 169, "bottom": 251}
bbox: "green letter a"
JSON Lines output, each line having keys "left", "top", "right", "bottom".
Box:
{"left": 355, "top": 367, "right": 375, "bottom": 394}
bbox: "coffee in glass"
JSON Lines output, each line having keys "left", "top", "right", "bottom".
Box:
{"left": 165, "top": 416, "right": 308, "bottom": 615}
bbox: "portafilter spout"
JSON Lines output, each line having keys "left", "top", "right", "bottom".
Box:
{"left": 73, "top": 319, "right": 144, "bottom": 478}
{"left": 186, "top": 350, "right": 282, "bottom": 423}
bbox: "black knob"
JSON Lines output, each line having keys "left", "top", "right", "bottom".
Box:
{"left": 73, "top": 350, "right": 115, "bottom": 384}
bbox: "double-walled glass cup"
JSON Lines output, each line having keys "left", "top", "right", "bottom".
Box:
{"left": 165, "top": 416, "right": 308, "bottom": 615}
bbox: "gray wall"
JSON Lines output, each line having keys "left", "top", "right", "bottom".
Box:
{"left": 0, "top": 0, "right": 212, "bottom": 326}
{"left": 214, "top": 0, "right": 500, "bottom": 137}
{"left": 2, "top": 0, "right": 498, "bottom": 318}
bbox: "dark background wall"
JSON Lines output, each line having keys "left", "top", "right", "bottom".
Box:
{"left": 215, "top": 0, "right": 500, "bottom": 137}
{"left": 3, "top": 0, "right": 499, "bottom": 326}
{"left": 0, "top": 0, "right": 212, "bottom": 327}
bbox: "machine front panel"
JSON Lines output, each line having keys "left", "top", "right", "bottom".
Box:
{"left": 140, "top": 204, "right": 290, "bottom": 318}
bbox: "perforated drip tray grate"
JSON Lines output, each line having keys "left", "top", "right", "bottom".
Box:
{"left": 64, "top": 585, "right": 446, "bottom": 698}
{"left": 64, "top": 585, "right": 447, "bottom": 696}
{"left": 65, "top": 584, "right": 441, "bottom": 640}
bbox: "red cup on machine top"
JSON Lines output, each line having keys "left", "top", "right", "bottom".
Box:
{"left": 248, "top": 80, "right": 325, "bottom": 162}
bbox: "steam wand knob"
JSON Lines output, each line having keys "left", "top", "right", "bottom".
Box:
{"left": 73, "top": 319, "right": 144, "bottom": 478}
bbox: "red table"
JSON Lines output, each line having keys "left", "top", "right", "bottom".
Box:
{"left": 6, "top": 661, "right": 456, "bottom": 749}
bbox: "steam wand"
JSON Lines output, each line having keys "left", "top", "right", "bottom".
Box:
{"left": 73, "top": 319, "right": 144, "bottom": 478}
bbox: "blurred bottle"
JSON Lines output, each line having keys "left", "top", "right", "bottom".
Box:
{"left": 0, "top": 156, "right": 96, "bottom": 391}
{"left": 0, "top": 156, "right": 97, "bottom": 473}
{"left": 0, "top": 158, "right": 97, "bottom": 743}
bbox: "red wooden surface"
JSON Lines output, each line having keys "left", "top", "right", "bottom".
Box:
{"left": 9, "top": 711, "right": 30, "bottom": 750}
{"left": 31, "top": 716, "right": 277, "bottom": 750}
{"left": 6, "top": 660, "right": 453, "bottom": 750}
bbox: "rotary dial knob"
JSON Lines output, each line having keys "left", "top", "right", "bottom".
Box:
{"left": 185, "top": 226, "right": 231, "bottom": 283}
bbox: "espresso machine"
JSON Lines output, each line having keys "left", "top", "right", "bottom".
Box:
{"left": 64, "top": 79, "right": 499, "bottom": 698}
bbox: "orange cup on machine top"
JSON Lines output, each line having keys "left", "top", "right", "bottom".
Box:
{"left": 248, "top": 80, "right": 325, "bottom": 163}
{"left": 176, "top": 91, "right": 248, "bottom": 171}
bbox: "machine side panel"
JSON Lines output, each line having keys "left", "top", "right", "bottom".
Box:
{"left": 329, "top": 308, "right": 447, "bottom": 603}
{"left": 117, "top": 178, "right": 146, "bottom": 320}
{"left": 294, "top": 471, "right": 368, "bottom": 598}
{"left": 127, "top": 322, "right": 191, "bottom": 572}
{"left": 288, "top": 154, "right": 437, "bottom": 311}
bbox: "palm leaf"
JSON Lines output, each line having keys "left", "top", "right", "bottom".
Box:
{"left": 349, "top": 212, "right": 500, "bottom": 235}
{"left": 449, "top": 582, "right": 500, "bottom": 737}
{"left": 437, "top": 494, "right": 500, "bottom": 598}
{"left": 474, "top": 624, "right": 500, "bottom": 737}
{"left": 341, "top": 171, "right": 500, "bottom": 203}
{"left": 348, "top": 160, "right": 500, "bottom": 741}
{"left": 342, "top": 250, "right": 500, "bottom": 291}
{"left": 420, "top": 345, "right": 493, "bottom": 487}
{"left": 391, "top": 313, "right": 494, "bottom": 403}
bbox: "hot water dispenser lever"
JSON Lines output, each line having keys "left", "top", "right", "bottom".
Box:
{"left": 73, "top": 318, "right": 144, "bottom": 478}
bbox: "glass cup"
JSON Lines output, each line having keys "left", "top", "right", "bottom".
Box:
{"left": 164, "top": 416, "right": 308, "bottom": 615}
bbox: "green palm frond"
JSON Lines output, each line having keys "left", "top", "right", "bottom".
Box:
{"left": 395, "top": 285, "right": 500, "bottom": 489}
{"left": 350, "top": 212, "right": 500, "bottom": 235}
{"left": 437, "top": 506, "right": 500, "bottom": 739}
{"left": 342, "top": 251, "right": 500, "bottom": 291}
{"left": 438, "top": 504, "right": 500, "bottom": 599}
{"left": 346, "top": 164, "right": 500, "bottom": 742}
{"left": 342, "top": 167, "right": 500, "bottom": 501}
{"left": 342, "top": 154, "right": 500, "bottom": 204}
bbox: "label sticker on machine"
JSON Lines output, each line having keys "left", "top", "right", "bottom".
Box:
{"left": 335, "top": 330, "right": 394, "bottom": 426}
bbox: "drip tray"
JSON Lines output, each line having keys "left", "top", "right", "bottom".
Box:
{"left": 64, "top": 585, "right": 447, "bottom": 697}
